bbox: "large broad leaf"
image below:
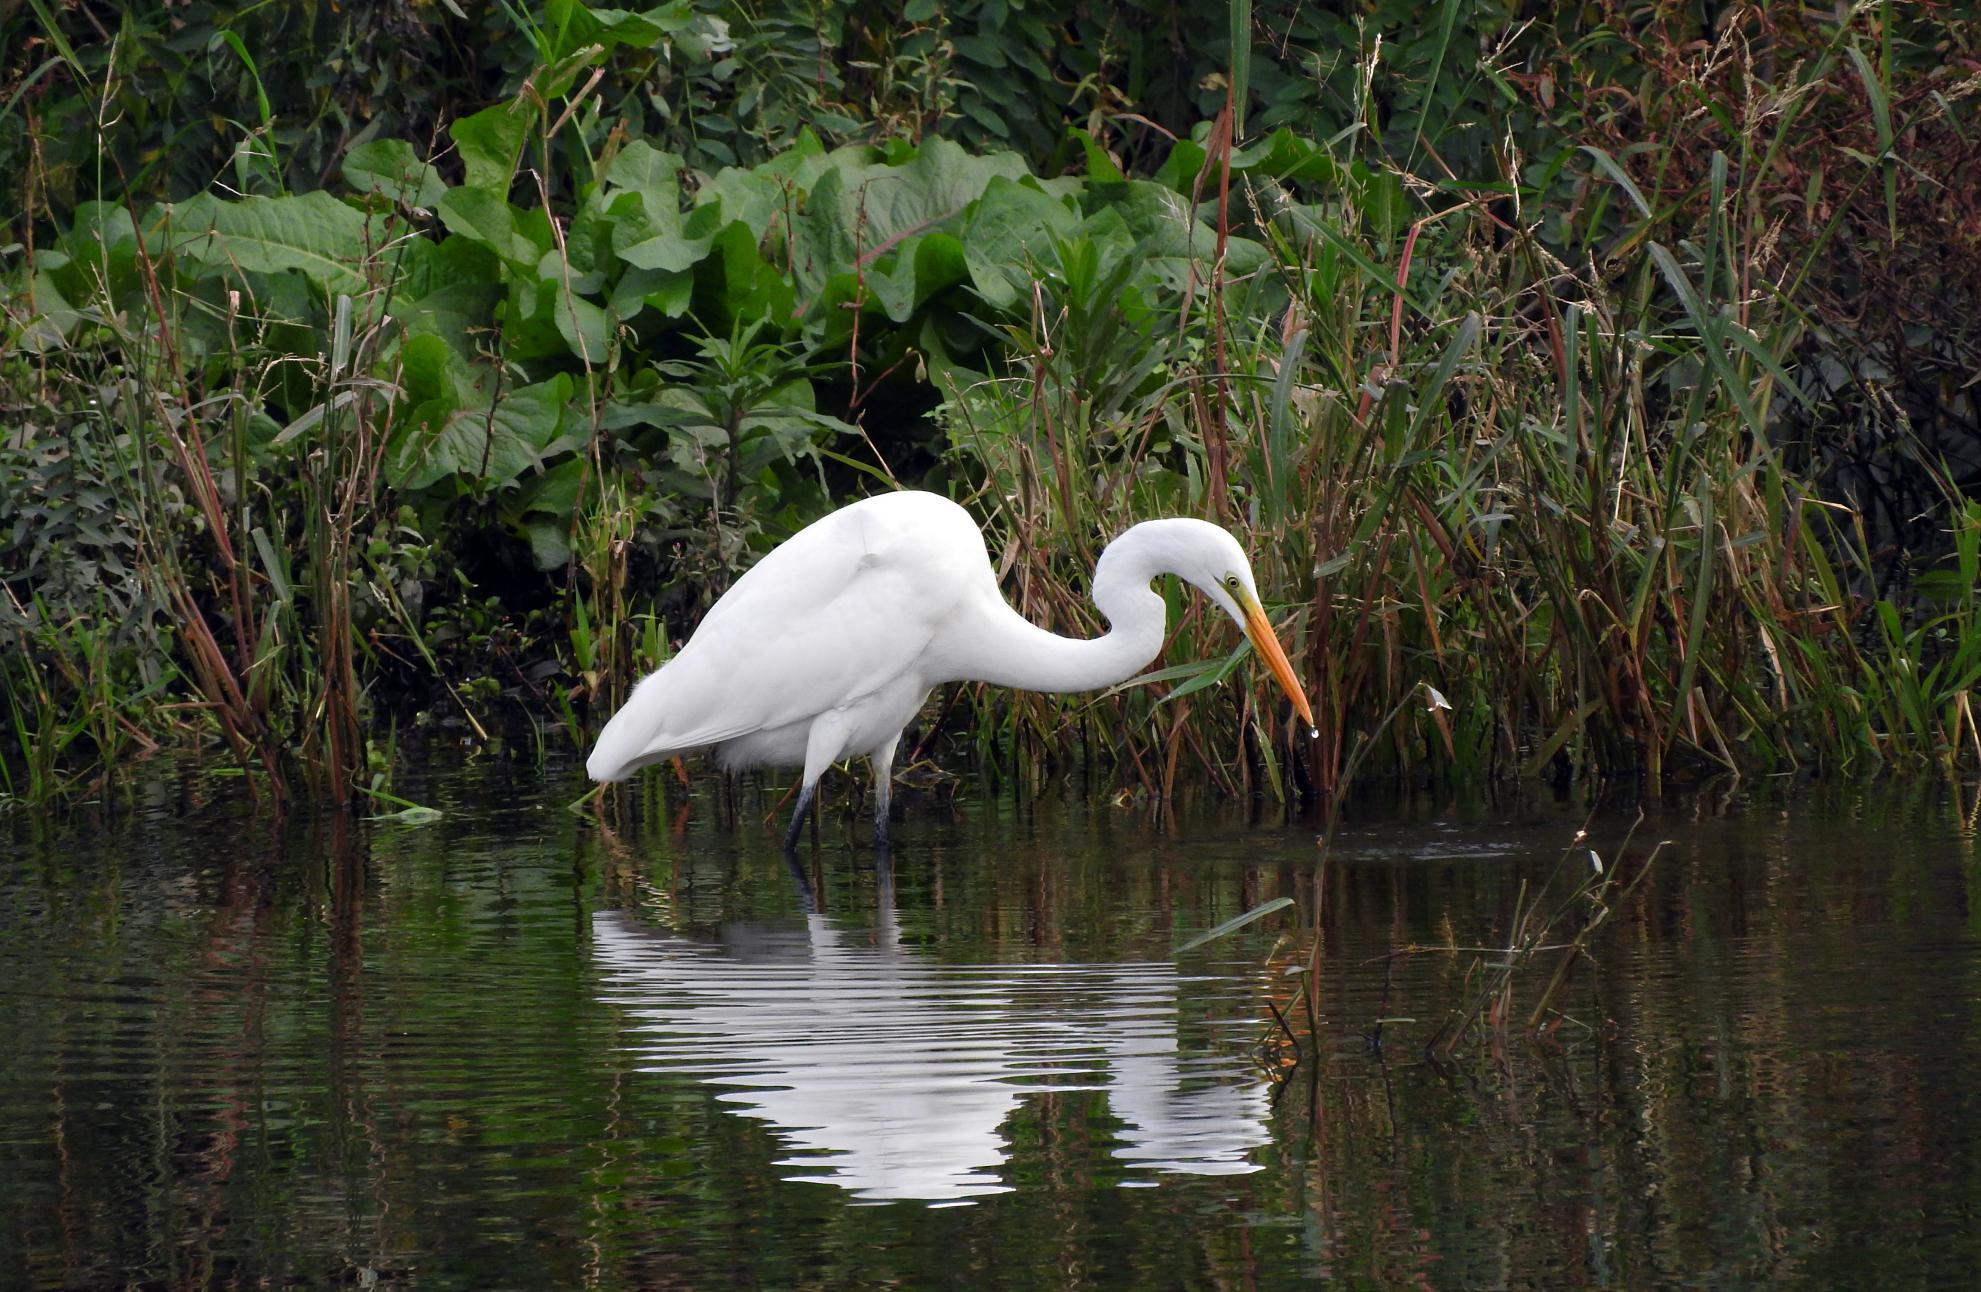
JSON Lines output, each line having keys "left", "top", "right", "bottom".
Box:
{"left": 499, "top": 277, "right": 581, "bottom": 363}
{"left": 546, "top": 0, "right": 695, "bottom": 53}
{"left": 51, "top": 204, "right": 143, "bottom": 309}
{"left": 604, "top": 143, "right": 722, "bottom": 273}
{"left": 840, "top": 230, "right": 969, "bottom": 323}
{"left": 388, "top": 367, "right": 575, "bottom": 492}
{"left": 162, "top": 192, "right": 372, "bottom": 294}
{"left": 1070, "top": 127, "right": 1127, "bottom": 184}
{"left": 395, "top": 232, "right": 499, "bottom": 300}
{"left": 398, "top": 333, "right": 458, "bottom": 406}
{"left": 451, "top": 104, "right": 529, "bottom": 192}
{"left": 790, "top": 138, "right": 1033, "bottom": 309}
{"left": 343, "top": 139, "right": 447, "bottom": 209}
{"left": 605, "top": 138, "right": 683, "bottom": 204}
{"left": 1086, "top": 180, "right": 1270, "bottom": 291}
{"left": 696, "top": 129, "right": 831, "bottom": 239}
{"left": 548, "top": 280, "right": 613, "bottom": 363}
{"left": 707, "top": 220, "right": 796, "bottom": 324}
{"left": 393, "top": 242, "right": 503, "bottom": 360}
{"left": 10, "top": 266, "right": 81, "bottom": 353}
{"left": 508, "top": 456, "right": 592, "bottom": 569}
{"left": 534, "top": 245, "right": 607, "bottom": 296}
{"left": 609, "top": 264, "right": 693, "bottom": 321}
{"left": 1152, "top": 138, "right": 1209, "bottom": 192}
{"left": 435, "top": 186, "right": 542, "bottom": 269}
{"left": 609, "top": 191, "right": 722, "bottom": 273}
{"left": 962, "top": 177, "right": 1079, "bottom": 309}
{"left": 560, "top": 191, "right": 620, "bottom": 283}
{"left": 1158, "top": 127, "right": 1341, "bottom": 192}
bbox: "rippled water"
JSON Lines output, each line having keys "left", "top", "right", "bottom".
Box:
{"left": 5, "top": 761, "right": 1981, "bottom": 1288}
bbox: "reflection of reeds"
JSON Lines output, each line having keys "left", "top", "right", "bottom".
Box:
{"left": 1416, "top": 815, "right": 1666, "bottom": 1060}
{"left": 1244, "top": 815, "right": 1663, "bottom": 1089}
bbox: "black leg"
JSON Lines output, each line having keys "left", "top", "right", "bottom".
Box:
{"left": 783, "top": 779, "right": 816, "bottom": 853}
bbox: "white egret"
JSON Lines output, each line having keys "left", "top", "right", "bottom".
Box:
{"left": 586, "top": 490, "right": 1315, "bottom": 847}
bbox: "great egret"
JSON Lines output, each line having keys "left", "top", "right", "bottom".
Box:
{"left": 586, "top": 491, "right": 1315, "bottom": 847}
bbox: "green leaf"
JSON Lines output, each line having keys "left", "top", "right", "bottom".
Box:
{"left": 1168, "top": 641, "right": 1253, "bottom": 704}
{"left": 791, "top": 137, "right": 1032, "bottom": 308}
{"left": 710, "top": 219, "right": 796, "bottom": 323}
{"left": 1152, "top": 138, "right": 1208, "bottom": 191}
{"left": 435, "top": 186, "right": 538, "bottom": 268}
{"left": 1671, "top": 488, "right": 1715, "bottom": 742}
{"left": 695, "top": 129, "right": 830, "bottom": 239}
{"left": 1580, "top": 145, "right": 1653, "bottom": 220}
{"left": 1407, "top": 311, "right": 1481, "bottom": 447}
{"left": 11, "top": 268, "right": 79, "bottom": 352}
{"left": 388, "top": 371, "right": 574, "bottom": 492}
{"left": 1915, "top": 570, "right": 1977, "bottom": 605}
{"left": 1092, "top": 180, "right": 1269, "bottom": 289}
{"left": 451, "top": 104, "right": 529, "bottom": 191}
{"left": 163, "top": 192, "right": 372, "bottom": 294}
{"left": 1649, "top": 242, "right": 1765, "bottom": 440}
{"left": 1070, "top": 128, "right": 1126, "bottom": 184}
{"left": 396, "top": 280, "right": 503, "bottom": 357}
{"left": 1225, "top": 128, "right": 1339, "bottom": 184}
{"left": 550, "top": 283, "right": 612, "bottom": 363}
{"left": 1410, "top": 0, "right": 1463, "bottom": 151}
{"left": 520, "top": 455, "right": 589, "bottom": 516}
{"left": 343, "top": 139, "right": 447, "bottom": 209}
{"left": 547, "top": 0, "right": 694, "bottom": 54}
{"left": 535, "top": 246, "right": 606, "bottom": 295}
{"left": 606, "top": 138, "right": 683, "bottom": 201}
{"left": 609, "top": 189, "right": 717, "bottom": 272}
{"left": 1174, "top": 897, "right": 1296, "bottom": 954}
{"left": 962, "top": 177, "right": 1077, "bottom": 309}
{"left": 531, "top": 42, "right": 608, "bottom": 100}
{"left": 520, "top": 518, "right": 573, "bottom": 570}
{"left": 396, "top": 230, "right": 499, "bottom": 300}
{"left": 609, "top": 265, "right": 693, "bottom": 320}
{"left": 398, "top": 332, "right": 458, "bottom": 405}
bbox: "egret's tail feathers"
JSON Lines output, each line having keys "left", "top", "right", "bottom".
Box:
{"left": 585, "top": 670, "right": 755, "bottom": 781}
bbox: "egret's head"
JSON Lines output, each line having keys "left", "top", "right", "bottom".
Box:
{"left": 1124, "top": 519, "right": 1317, "bottom": 730}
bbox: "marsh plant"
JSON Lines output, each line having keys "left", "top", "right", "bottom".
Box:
{"left": 3, "top": 1, "right": 1975, "bottom": 807}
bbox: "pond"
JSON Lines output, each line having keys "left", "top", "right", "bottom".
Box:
{"left": 5, "top": 759, "right": 1980, "bottom": 1288}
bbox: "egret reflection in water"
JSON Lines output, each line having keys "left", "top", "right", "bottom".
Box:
{"left": 592, "top": 861, "right": 1271, "bottom": 1203}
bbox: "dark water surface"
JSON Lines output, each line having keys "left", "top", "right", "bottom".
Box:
{"left": 5, "top": 762, "right": 1981, "bottom": 1289}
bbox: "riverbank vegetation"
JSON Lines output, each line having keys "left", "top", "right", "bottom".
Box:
{"left": 4, "top": 1, "right": 1977, "bottom": 812}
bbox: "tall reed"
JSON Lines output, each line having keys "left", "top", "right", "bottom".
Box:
{"left": 937, "top": 13, "right": 1953, "bottom": 807}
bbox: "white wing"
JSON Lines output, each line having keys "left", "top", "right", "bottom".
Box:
{"left": 586, "top": 493, "right": 987, "bottom": 779}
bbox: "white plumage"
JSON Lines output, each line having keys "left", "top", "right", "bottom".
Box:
{"left": 587, "top": 491, "right": 1313, "bottom": 845}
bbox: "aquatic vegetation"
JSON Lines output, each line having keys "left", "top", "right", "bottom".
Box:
{"left": 3, "top": 1, "right": 1974, "bottom": 808}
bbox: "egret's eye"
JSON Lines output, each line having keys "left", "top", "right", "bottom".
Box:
{"left": 1224, "top": 575, "right": 1241, "bottom": 590}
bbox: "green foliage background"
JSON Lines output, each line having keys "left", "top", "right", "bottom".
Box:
{"left": 3, "top": 0, "right": 1978, "bottom": 809}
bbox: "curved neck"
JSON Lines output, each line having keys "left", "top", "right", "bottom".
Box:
{"left": 946, "top": 530, "right": 1171, "bottom": 694}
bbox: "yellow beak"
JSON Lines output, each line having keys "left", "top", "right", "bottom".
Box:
{"left": 1238, "top": 590, "right": 1315, "bottom": 730}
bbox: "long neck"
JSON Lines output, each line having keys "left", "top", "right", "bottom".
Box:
{"left": 945, "top": 532, "right": 1170, "bottom": 694}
